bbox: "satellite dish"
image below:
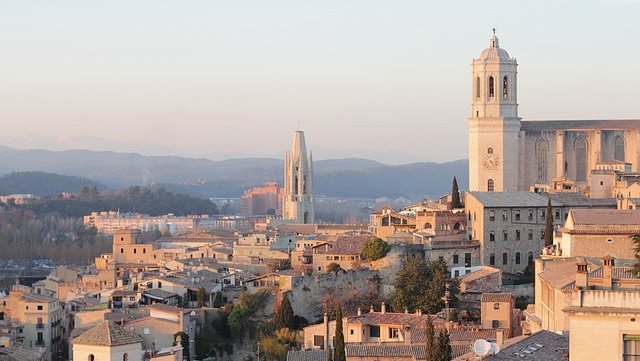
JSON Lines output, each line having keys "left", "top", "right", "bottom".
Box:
{"left": 489, "top": 342, "right": 501, "bottom": 354}
{"left": 474, "top": 339, "right": 492, "bottom": 356}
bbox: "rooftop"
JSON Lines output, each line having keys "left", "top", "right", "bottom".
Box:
{"left": 72, "top": 320, "right": 142, "bottom": 346}
{"left": 480, "top": 293, "right": 514, "bottom": 303}
{"left": 483, "top": 330, "right": 568, "bottom": 360}
{"left": 569, "top": 209, "right": 640, "bottom": 226}
{"left": 467, "top": 192, "right": 560, "bottom": 208}
{"left": 521, "top": 119, "right": 640, "bottom": 132}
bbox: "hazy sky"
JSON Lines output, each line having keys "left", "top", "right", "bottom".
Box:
{"left": 1, "top": 0, "right": 639, "bottom": 162}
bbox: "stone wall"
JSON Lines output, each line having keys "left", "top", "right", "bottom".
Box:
{"left": 288, "top": 269, "right": 382, "bottom": 322}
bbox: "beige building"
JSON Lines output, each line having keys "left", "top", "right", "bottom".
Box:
{"left": 479, "top": 293, "right": 519, "bottom": 338}
{"left": 0, "top": 286, "right": 65, "bottom": 360}
{"left": 311, "top": 236, "right": 369, "bottom": 272}
{"left": 468, "top": 33, "right": 640, "bottom": 194}
{"left": 526, "top": 255, "right": 640, "bottom": 340}
{"left": 282, "top": 130, "right": 315, "bottom": 224}
{"left": 72, "top": 320, "right": 143, "bottom": 361}
{"left": 555, "top": 208, "right": 640, "bottom": 260}
{"left": 84, "top": 211, "right": 214, "bottom": 235}
{"left": 241, "top": 182, "right": 283, "bottom": 216}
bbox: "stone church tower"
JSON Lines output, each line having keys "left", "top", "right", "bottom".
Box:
{"left": 283, "top": 130, "right": 315, "bottom": 224}
{"left": 468, "top": 32, "right": 521, "bottom": 192}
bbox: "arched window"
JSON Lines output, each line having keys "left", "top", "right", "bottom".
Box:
{"left": 487, "top": 179, "right": 495, "bottom": 192}
{"left": 502, "top": 76, "right": 508, "bottom": 99}
{"left": 536, "top": 138, "right": 549, "bottom": 181}
{"left": 575, "top": 137, "right": 587, "bottom": 182}
{"left": 487, "top": 147, "right": 493, "bottom": 155}
{"left": 614, "top": 135, "right": 625, "bottom": 162}
{"left": 88, "top": 355, "right": 95, "bottom": 361}
{"left": 453, "top": 223, "right": 461, "bottom": 231}
{"left": 488, "top": 76, "right": 495, "bottom": 98}
{"left": 476, "top": 77, "right": 481, "bottom": 99}
{"left": 123, "top": 353, "right": 129, "bottom": 361}
{"left": 424, "top": 223, "right": 432, "bottom": 229}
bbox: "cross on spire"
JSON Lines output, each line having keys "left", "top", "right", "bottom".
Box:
{"left": 492, "top": 27, "right": 496, "bottom": 35}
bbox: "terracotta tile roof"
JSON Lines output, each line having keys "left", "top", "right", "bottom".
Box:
{"left": 413, "top": 328, "right": 497, "bottom": 343}
{"left": 569, "top": 209, "right": 640, "bottom": 226}
{"left": 460, "top": 266, "right": 501, "bottom": 284}
{"left": 538, "top": 259, "right": 583, "bottom": 290}
{"left": 286, "top": 350, "right": 326, "bottom": 361}
{"left": 72, "top": 320, "right": 142, "bottom": 346}
{"left": 143, "top": 289, "right": 178, "bottom": 300}
{"left": 480, "top": 293, "right": 514, "bottom": 303}
{"left": 149, "top": 303, "right": 190, "bottom": 315}
{"left": 313, "top": 235, "right": 369, "bottom": 255}
{"left": 346, "top": 344, "right": 426, "bottom": 359}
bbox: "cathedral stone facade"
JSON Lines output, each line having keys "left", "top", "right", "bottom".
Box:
{"left": 469, "top": 33, "right": 640, "bottom": 194}
{"left": 283, "top": 130, "right": 315, "bottom": 224}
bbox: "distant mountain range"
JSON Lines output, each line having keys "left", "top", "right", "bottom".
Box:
{"left": 0, "top": 146, "right": 468, "bottom": 199}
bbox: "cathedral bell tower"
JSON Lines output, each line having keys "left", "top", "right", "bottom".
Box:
{"left": 468, "top": 32, "right": 521, "bottom": 192}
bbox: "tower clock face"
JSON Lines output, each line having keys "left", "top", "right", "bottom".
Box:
{"left": 483, "top": 154, "right": 499, "bottom": 170}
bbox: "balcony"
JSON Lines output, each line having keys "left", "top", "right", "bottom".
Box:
{"left": 36, "top": 323, "right": 44, "bottom": 329}
{"left": 35, "top": 340, "right": 45, "bottom": 346}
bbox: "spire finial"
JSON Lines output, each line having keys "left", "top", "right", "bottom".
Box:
{"left": 492, "top": 27, "right": 496, "bottom": 35}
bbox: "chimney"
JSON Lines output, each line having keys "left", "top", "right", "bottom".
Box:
{"left": 357, "top": 307, "right": 362, "bottom": 316}
{"left": 381, "top": 302, "right": 386, "bottom": 314}
{"left": 404, "top": 307, "right": 409, "bottom": 314}
{"left": 323, "top": 312, "right": 329, "bottom": 351}
{"left": 602, "top": 255, "right": 615, "bottom": 289}
{"left": 496, "top": 329, "right": 504, "bottom": 346}
{"left": 415, "top": 309, "right": 422, "bottom": 317}
{"left": 575, "top": 258, "right": 588, "bottom": 289}
{"left": 404, "top": 326, "right": 412, "bottom": 345}
{"left": 370, "top": 305, "right": 374, "bottom": 313}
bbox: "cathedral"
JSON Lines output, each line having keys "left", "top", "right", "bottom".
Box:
{"left": 282, "top": 130, "right": 315, "bottom": 224}
{"left": 468, "top": 33, "right": 640, "bottom": 194}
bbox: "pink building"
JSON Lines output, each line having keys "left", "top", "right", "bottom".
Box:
{"left": 241, "top": 182, "right": 283, "bottom": 216}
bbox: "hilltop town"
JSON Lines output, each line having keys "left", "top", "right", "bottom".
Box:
{"left": 2, "top": 32, "right": 640, "bottom": 361}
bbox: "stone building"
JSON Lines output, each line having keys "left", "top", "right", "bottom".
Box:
{"left": 283, "top": 130, "right": 315, "bottom": 224}
{"left": 554, "top": 208, "right": 640, "bottom": 260}
{"left": 468, "top": 32, "right": 640, "bottom": 194}
{"left": 465, "top": 191, "right": 615, "bottom": 274}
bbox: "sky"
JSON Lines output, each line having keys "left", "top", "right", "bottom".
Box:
{"left": 0, "top": 0, "right": 639, "bottom": 163}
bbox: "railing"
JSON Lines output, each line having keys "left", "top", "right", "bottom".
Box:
{"left": 35, "top": 340, "right": 45, "bottom": 346}
{"left": 36, "top": 323, "right": 44, "bottom": 329}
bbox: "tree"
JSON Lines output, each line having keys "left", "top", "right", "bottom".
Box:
{"left": 433, "top": 329, "right": 452, "bottom": 361}
{"left": 197, "top": 287, "right": 208, "bottom": 308}
{"left": 361, "top": 237, "right": 391, "bottom": 261}
{"left": 326, "top": 262, "right": 342, "bottom": 273}
{"left": 544, "top": 198, "right": 554, "bottom": 247}
{"left": 227, "top": 304, "right": 249, "bottom": 337}
{"left": 392, "top": 256, "right": 432, "bottom": 312}
{"left": 274, "top": 294, "right": 295, "bottom": 330}
{"left": 259, "top": 336, "right": 287, "bottom": 361}
{"left": 392, "top": 257, "right": 458, "bottom": 314}
{"left": 451, "top": 176, "right": 462, "bottom": 209}
{"left": 632, "top": 234, "right": 640, "bottom": 276}
{"left": 334, "top": 304, "right": 346, "bottom": 361}
{"left": 213, "top": 291, "right": 224, "bottom": 308}
{"left": 425, "top": 316, "right": 435, "bottom": 361}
